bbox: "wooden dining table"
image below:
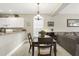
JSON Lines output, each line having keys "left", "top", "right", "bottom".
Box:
{"left": 32, "top": 35, "right": 57, "bottom": 56}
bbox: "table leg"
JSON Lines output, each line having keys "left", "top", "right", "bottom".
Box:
{"left": 54, "top": 42, "right": 57, "bottom": 56}
{"left": 32, "top": 42, "right": 34, "bottom": 56}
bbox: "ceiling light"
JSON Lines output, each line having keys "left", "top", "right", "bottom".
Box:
{"left": 34, "top": 3, "right": 43, "bottom": 20}
{"left": 0, "top": 10, "right": 3, "bottom": 12}
{"left": 9, "top": 9, "right": 12, "bottom": 12}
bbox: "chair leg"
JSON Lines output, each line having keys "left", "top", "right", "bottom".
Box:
{"left": 29, "top": 45, "right": 31, "bottom": 53}
{"left": 50, "top": 46, "right": 52, "bottom": 56}
{"left": 38, "top": 47, "right": 40, "bottom": 56}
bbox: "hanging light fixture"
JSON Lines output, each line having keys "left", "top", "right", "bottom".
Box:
{"left": 34, "top": 3, "right": 43, "bottom": 20}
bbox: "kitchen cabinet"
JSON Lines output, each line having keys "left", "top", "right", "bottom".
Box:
{"left": 0, "top": 18, "right": 7, "bottom": 27}
{"left": 0, "top": 17, "right": 24, "bottom": 28}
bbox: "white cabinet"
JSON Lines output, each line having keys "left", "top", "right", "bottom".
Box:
{"left": 0, "top": 17, "right": 24, "bottom": 28}
{"left": 0, "top": 18, "right": 7, "bottom": 27}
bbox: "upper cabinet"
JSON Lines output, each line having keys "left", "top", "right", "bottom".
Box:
{"left": 0, "top": 17, "right": 24, "bottom": 28}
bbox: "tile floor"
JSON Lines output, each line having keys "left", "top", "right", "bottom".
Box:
{"left": 12, "top": 41, "right": 71, "bottom": 56}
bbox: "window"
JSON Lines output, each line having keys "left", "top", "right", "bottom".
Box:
{"left": 33, "top": 17, "right": 44, "bottom": 37}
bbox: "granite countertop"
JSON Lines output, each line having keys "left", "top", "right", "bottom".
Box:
{"left": 0, "top": 31, "right": 26, "bottom": 36}
{"left": 0, "top": 28, "right": 26, "bottom": 36}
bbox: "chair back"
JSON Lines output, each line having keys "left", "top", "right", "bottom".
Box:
{"left": 38, "top": 37, "right": 52, "bottom": 44}
{"left": 27, "top": 33, "right": 33, "bottom": 45}
{"left": 38, "top": 37, "right": 53, "bottom": 56}
{"left": 46, "top": 32, "right": 56, "bottom": 40}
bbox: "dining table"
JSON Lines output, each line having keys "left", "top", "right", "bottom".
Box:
{"left": 32, "top": 35, "right": 57, "bottom": 56}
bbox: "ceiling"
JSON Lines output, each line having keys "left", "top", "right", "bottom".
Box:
{"left": 1, "top": 3, "right": 78, "bottom": 15}
{"left": 59, "top": 3, "right": 79, "bottom": 14}
{"left": 0, "top": 3, "right": 61, "bottom": 15}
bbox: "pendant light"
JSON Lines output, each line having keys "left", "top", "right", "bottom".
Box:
{"left": 34, "top": 3, "right": 43, "bottom": 20}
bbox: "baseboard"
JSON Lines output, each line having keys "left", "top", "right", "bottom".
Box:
{"left": 6, "top": 40, "right": 26, "bottom": 56}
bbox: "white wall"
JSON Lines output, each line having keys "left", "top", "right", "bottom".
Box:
{"left": 42, "top": 15, "right": 54, "bottom": 31}
{"left": 20, "top": 14, "right": 54, "bottom": 34}
{"left": 20, "top": 14, "right": 34, "bottom": 34}
{"left": 53, "top": 14, "right": 79, "bottom": 32}
{"left": 20, "top": 14, "right": 79, "bottom": 32}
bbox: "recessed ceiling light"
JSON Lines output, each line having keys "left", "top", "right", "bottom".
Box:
{"left": 9, "top": 9, "right": 12, "bottom": 12}
{"left": 0, "top": 10, "right": 3, "bottom": 12}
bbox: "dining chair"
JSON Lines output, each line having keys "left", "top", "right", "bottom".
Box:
{"left": 46, "top": 32, "right": 57, "bottom": 40}
{"left": 27, "top": 33, "right": 38, "bottom": 53}
{"left": 38, "top": 37, "right": 53, "bottom": 56}
{"left": 46, "top": 32, "right": 57, "bottom": 56}
{"left": 27, "top": 33, "right": 33, "bottom": 53}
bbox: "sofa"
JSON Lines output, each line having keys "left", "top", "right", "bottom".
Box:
{"left": 56, "top": 32, "right": 79, "bottom": 56}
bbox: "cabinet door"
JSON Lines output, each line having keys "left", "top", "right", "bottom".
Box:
{"left": 0, "top": 17, "right": 24, "bottom": 28}
{"left": 6, "top": 17, "right": 24, "bottom": 28}
{"left": 15, "top": 18, "right": 24, "bottom": 27}
{"left": 0, "top": 18, "right": 7, "bottom": 27}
